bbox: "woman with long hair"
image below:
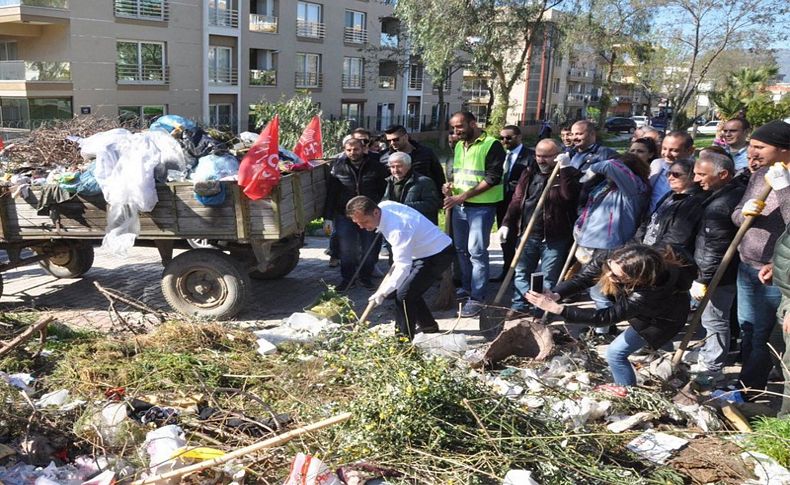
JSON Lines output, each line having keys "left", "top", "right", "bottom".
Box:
{"left": 628, "top": 137, "right": 659, "bottom": 165}
{"left": 526, "top": 244, "right": 695, "bottom": 386}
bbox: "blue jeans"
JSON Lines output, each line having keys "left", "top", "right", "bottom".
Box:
{"left": 335, "top": 214, "right": 381, "bottom": 282}
{"left": 606, "top": 326, "right": 648, "bottom": 386}
{"left": 590, "top": 282, "right": 614, "bottom": 334}
{"left": 737, "top": 263, "right": 782, "bottom": 390}
{"left": 699, "top": 284, "right": 736, "bottom": 373}
{"left": 511, "top": 236, "right": 572, "bottom": 313}
{"left": 451, "top": 204, "right": 496, "bottom": 302}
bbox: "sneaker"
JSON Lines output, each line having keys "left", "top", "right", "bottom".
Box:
{"left": 329, "top": 257, "right": 340, "bottom": 268}
{"left": 336, "top": 280, "right": 355, "bottom": 292}
{"left": 460, "top": 300, "right": 482, "bottom": 318}
{"left": 358, "top": 278, "right": 376, "bottom": 290}
{"left": 417, "top": 324, "right": 440, "bottom": 334}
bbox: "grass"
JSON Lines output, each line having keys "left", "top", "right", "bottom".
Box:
{"left": 748, "top": 416, "right": 790, "bottom": 467}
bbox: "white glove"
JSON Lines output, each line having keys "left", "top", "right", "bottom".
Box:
{"left": 579, "top": 168, "right": 596, "bottom": 183}
{"left": 741, "top": 199, "right": 766, "bottom": 217}
{"left": 766, "top": 162, "right": 790, "bottom": 191}
{"left": 555, "top": 152, "right": 571, "bottom": 168}
{"left": 690, "top": 281, "right": 707, "bottom": 301}
{"left": 369, "top": 291, "right": 386, "bottom": 306}
{"left": 323, "top": 219, "right": 334, "bottom": 235}
{"left": 497, "top": 225, "right": 510, "bottom": 244}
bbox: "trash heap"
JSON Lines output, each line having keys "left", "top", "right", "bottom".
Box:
{"left": 0, "top": 307, "right": 789, "bottom": 484}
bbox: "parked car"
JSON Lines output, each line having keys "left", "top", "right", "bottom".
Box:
{"left": 687, "top": 120, "right": 720, "bottom": 135}
{"left": 650, "top": 117, "right": 668, "bottom": 130}
{"left": 604, "top": 117, "right": 637, "bottom": 133}
{"left": 631, "top": 116, "right": 649, "bottom": 128}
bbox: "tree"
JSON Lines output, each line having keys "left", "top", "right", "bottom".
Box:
{"left": 746, "top": 96, "right": 790, "bottom": 128}
{"left": 656, "top": 0, "right": 789, "bottom": 130}
{"left": 710, "top": 66, "right": 780, "bottom": 119}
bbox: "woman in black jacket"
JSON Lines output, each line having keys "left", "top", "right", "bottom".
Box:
{"left": 526, "top": 244, "right": 695, "bottom": 386}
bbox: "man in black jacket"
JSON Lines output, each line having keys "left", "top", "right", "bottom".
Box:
{"left": 380, "top": 124, "right": 446, "bottom": 195}
{"left": 382, "top": 152, "right": 441, "bottom": 224}
{"left": 691, "top": 150, "right": 747, "bottom": 384}
{"left": 323, "top": 138, "right": 389, "bottom": 290}
{"left": 493, "top": 125, "right": 533, "bottom": 281}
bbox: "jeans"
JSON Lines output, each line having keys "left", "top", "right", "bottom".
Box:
{"left": 590, "top": 282, "right": 614, "bottom": 334}
{"left": 779, "top": 297, "right": 790, "bottom": 418}
{"left": 737, "top": 263, "right": 782, "bottom": 391}
{"left": 511, "top": 237, "right": 572, "bottom": 313}
{"left": 606, "top": 326, "right": 648, "bottom": 386}
{"left": 335, "top": 214, "right": 381, "bottom": 282}
{"left": 699, "top": 284, "right": 736, "bottom": 373}
{"left": 451, "top": 204, "right": 497, "bottom": 302}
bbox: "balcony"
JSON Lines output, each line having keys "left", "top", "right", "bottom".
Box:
{"left": 0, "top": 60, "right": 70, "bottom": 81}
{"left": 208, "top": 7, "right": 238, "bottom": 28}
{"left": 295, "top": 72, "right": 322, "bottom": 89}
{"left": 114, "top": 0, "right": 168, "bottom": 21}
{"left": 432, "top": 79, "right": 451, "bottom": 93}
{"left": 343, "top": 27, "right": 367, "bottom": 44}
{"left": 0, "top": 0, "right": 70, "bottom": 25}
{"left": 209, "top": 67, "right": 238, "bottom": 85}
{"left": 566, "top": 93, "right": 589, "bottom": 104}
{"left": 116, "top": 63, "right": 169, "bottom": 84}
{"left": 378, "top": 75, "right": 395, "bottom": 90}
{"left": 249, "top": 69, "right": 276, "bottom": 86}
{"left": 342, "top": 74, "right": 364, "bottom": 89}
{"left": 249, "top": 13, "right": 277, "bottom": 33}
{"left": 296, "top": 19, "right": 324, "bottom": 39}
{"left": 408, "top": 77, "right": 423, "bottom": 91}
{"left": 380, "top": 33, "right": 398, "bottom": 48}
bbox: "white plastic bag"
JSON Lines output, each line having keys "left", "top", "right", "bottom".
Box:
{"left": 283, "top": 453, "right": 341, "bottom": 485}
{"left": 142, "top": 425, "right": 186, "bottom": 484}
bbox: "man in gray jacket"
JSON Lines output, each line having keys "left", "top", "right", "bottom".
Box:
{"left": 382, "top": 152, "right": 441, "bottom": 224}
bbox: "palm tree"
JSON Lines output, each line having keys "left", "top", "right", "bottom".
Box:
{"left": 710, "top": 66, "right": 779, "bottom": 119}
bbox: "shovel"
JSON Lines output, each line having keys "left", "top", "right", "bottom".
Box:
{"left": 479, "top": 161, "right": 562, "bottom": 340}
{"left": 357, "top": 265, "right": 396, "bottom": 325}
{"left": 671, "top": 183, "right": 773, "bottom": 367}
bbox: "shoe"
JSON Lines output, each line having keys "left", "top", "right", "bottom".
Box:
{"left": 417, "top": 325, "right": 440, "bottom": 334}
{"left": 693, "top": 371, "right": 725, "bottom": 387}
{"left": 324, "top": 248, "right": 332, "bottom": 255}
{"left": 455, "top": 288, "right": 470, "bottom": 300}
{"left": 336, "top": 280, "right": 355, "bottom": 292}
{"left": 358, "top": 278, "right": 376, "bottom": 290}
{"left": 329, "top": 257, "right": 340, "bottom": 268}
{"left": 460, "top": 300, "right": 482, "bottom": 318}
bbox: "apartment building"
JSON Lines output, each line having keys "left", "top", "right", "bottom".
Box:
{"left": 0, "top": 0, "right": 463, "bottom": 136}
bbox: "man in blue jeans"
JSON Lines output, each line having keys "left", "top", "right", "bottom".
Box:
{"left": 496, "top": 139, "right": 579, "bottom": 317}
{"left": 443, "top": 112, "right": 505, "bottom": 317}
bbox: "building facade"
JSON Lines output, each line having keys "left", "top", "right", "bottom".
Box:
{"left": 0, "top": 0, "right": 463, "bottom": 136}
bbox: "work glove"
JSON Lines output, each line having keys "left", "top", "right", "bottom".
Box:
{"left": 497, "top": 225, "right": 510, "bottom": 244}
{"left": 690, "top": 281, "right": 707, "bottom": 301}
{"left": 765, "top": 162, "right": 790, "bottom": 191}
{"left": 741, "top": 199, "right": 766, "bottom": 217}
{"left": 555, "top": 152, "right": 571, "bottom": 168}
{"left": 323, "top": 219, "right": 334, "bottom": 235}
{"left": 369, "top": 291, "right": 386, "bottom": 306}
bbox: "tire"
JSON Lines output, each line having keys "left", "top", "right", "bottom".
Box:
{"left": 162, "top": 249, "right": 250, "bottom": 320}
{"left": 39, "top": 242, "right": 94, "bottom": 278}
{"left": 250, "top": 248, "right": 300, "bottom": 280}
{"left": 187, "top": 238, "right": 219, "bottom": 249}
{"left": 628, "top": 127, "right": 636, "bottom": 134}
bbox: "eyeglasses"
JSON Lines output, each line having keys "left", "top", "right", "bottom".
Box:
{"left": 667, "top": 171, "right": 687, "bottom": 178}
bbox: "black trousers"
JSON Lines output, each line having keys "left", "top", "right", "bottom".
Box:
{"left": 392, "top": 245, "right": 455, "bottom": 339}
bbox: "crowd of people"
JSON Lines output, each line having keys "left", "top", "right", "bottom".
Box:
{"left": 321, "top": 114, "right": 790, "bottom": 414}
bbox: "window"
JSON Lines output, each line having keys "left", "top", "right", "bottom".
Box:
{"left": 118, "top": 105, "right": 166, "bottom": 127}
{"left": 0, "top": 97, "right": 72, "bottom": 129}
{"left": 116, "top": 41, "right": 166, "bottom": 83}
{"left": 296, "top": 1, "right": 324, "bottom": 38}
{"left": 295, "top": 53, "right": 321, "bottom": 88}
{"left": 552, "top": 78, "right": 560, "bottom": 94}
{"left": 340, "top": 102, "right": 363, "bottom": 124}
{"left": 249, "top": 49, "right": 277, "bottom": 86}
{"left": 408, "top": 64, "right": 423, "bottom": 90}
{"left": 209, "top": 46, "right": 234, "bottom": 84}
{"left": 114, "top": 0, "right": 167, "bottom": 21}
{"left": 344, "top": 10, "right": 366, "bottom": 43}
{"left": 376, "top": 103, "right": 394, "bottom": 131}
{"left": 342, "top": 57, "right": 363, "bottom": 89}
{"left": 208, "top": 0, "right": 237, "bottom": 27}
{"left": 250, "top": 0, "right": 277, "bottom": 32}
{"left": 0, "top": 42, "right": 18, "bottom": 61}
{"left": 209, "top": 103, "right": 233, "bottom": 130}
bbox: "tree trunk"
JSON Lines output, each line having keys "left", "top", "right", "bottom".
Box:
{"left": 437, "top": 81, "right": 448, "bottom": 148}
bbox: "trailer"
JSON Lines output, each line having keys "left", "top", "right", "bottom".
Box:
{"left": 0, "top": 165, "right": 327, "bottom": 320}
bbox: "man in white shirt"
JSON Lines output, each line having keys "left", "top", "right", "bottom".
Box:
{"left": 721, "top": 118, "right": 750, "bottom": 173}
{"left": 648, "top": 131, "right": 695, "bottom": 213}
{"left": 347, "top": 196, "right": 455, "bottom": 339}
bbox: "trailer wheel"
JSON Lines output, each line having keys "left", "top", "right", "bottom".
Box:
{"left": 39, "top": 242, "right": 95, "bottom": 278}
{"left": 250, "top": 248, "right": 300, "bottom": 280}
{"left": 162, "top": 249, "right": 250, "bottom": 320}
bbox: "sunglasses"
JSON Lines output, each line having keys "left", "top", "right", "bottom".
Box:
{"left": 667, "top": 171, "right": 687, "bottom": 178}
{"left": 498, "top": 135, "right": 515, "bottom": 140}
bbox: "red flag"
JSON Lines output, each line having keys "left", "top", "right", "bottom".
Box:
{"left": 0, "top": 138, "right": 4, "bottom": 151}
{"left": 293, "top": 115, "right": 323, "bottom": 164}
{"left": 238, "top": 115, "right": 280, "bottom": 200}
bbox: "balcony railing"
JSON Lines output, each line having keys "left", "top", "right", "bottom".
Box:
{"left": 249, "top": 13, "right": 277, "bottom": 32}
{"left": 432, "top": 80, "right": 451, "bottom": 93}
{"left": 116, "top": 63, "right": 169, "bottom": 84}
{"left": 378, "top": 75, "right": 395, "bottom": 90}
{"left": 296, "top": 19, "right": 325, "bottom": 39}
{"left": 209, "top": 67, "right": 238, "bottom": 85}
{"left": 567, "top": 93, "right": 589, "bottom": 103}
{"left": 463, "top": 86, "right": 489, "bottom": 98}
{"left": 295, "top": 72, "right": 322, "bottom": 88}
{"left": 0, "top": 0, "right": 68, "bottom": 6}
{"left": 568, "top": 68, "right": 594, "bottom": 79}
{"left": 114, "top": 0, "right": 168, "bottom": 21}
{"left": 249, "top": 69, "right": 276, "bottom": 86}
{"left": 342, "top": 74, "right": 364, "bottom": 89}
{"left": 408, "top": 77, "right": 423, "bottom": 91}
{"left": 344, "top": 27, "right": 367, "bottom": 44}
{"left": 0, "top": 60, "right": 71, "bottom": 81}
{"left": 208, "top": 7, "right": 238, "bottom": 28}
{"left": 380, "top": 33, "right": 398, "bottom": 48}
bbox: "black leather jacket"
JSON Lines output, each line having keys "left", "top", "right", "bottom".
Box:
{"left": 693, "top": 180, "right": 747, "bottom": 285}
{"left": 554, "top": 252, "right": 695, "bottom": 349}
{"left": 324, "top": 154, "right": 388, "bottom": 219}
{"left": 636, "top": 188, "right": 708, "bottom": 252}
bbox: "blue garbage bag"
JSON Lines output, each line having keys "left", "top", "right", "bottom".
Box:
{"left": 192, "top": 153, "right": 240, "bottom": 182}
{"left": 149, "top": 115, "right": 197, "bottom": 133}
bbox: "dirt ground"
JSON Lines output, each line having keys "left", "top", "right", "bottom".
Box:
{"left": 669, "top": 436, "right": 756, "bottom": 484}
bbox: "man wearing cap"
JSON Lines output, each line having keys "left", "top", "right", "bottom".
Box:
{"left": 731, "top": 120, "right": 790, "bottom": 397}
